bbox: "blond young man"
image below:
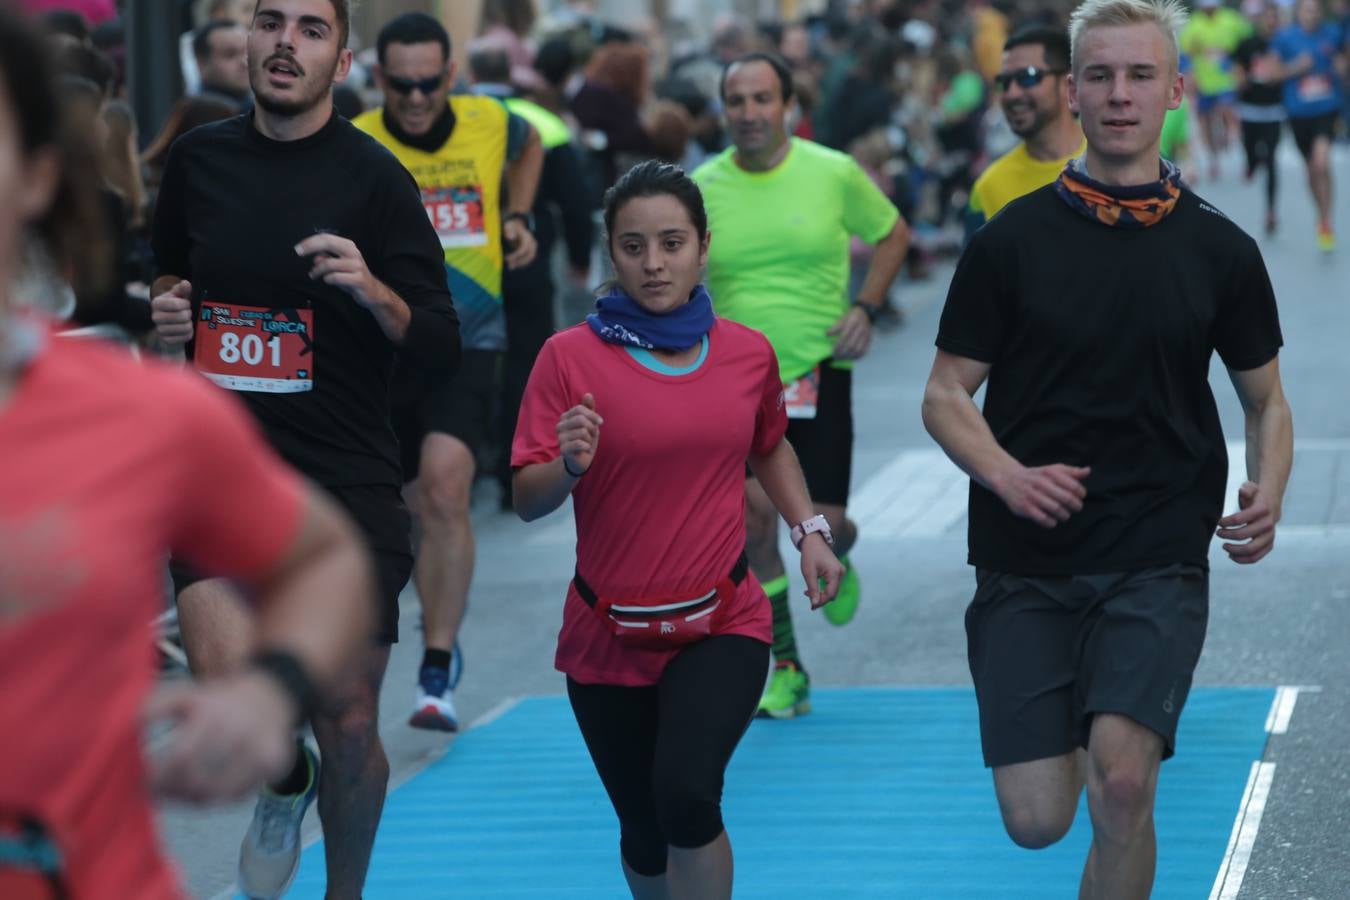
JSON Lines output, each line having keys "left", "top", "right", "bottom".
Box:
{"left": 923, "top": 0, "right": 1293, "bottom": 895}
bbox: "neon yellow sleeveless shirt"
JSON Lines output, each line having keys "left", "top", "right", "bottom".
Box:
{"left": 354, "top": 95, "right": 509, "bottom": 350}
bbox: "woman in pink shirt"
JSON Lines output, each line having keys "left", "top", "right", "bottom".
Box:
{"left": 513, "top": 160, "right": 843, "bottom": 899}
{"left": 0, "top": 12, "right": 374, "bottom": 896}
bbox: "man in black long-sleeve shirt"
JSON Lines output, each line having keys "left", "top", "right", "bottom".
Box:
{"left": 149, "top": 2, "right": 459, "bottom": 897}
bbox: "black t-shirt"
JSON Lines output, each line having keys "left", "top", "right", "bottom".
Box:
{"left": 1234, "top": 36, "right": 1284, "bottom": 108}
{"left": 936, "top": 184, "right": 1283, "bottom": 575}
{"left": 153, "top": 110, "right": 459, "bottom": 488}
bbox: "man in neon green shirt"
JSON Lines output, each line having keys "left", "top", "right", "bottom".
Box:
{"left": 967, "top": 26, "right": 1086, "bottom": 242}
{"left": 693, "top": 53, "right": 910, "bottom": 719}
{"left": 1180, "top": 0, "right": 1252, "bottom": 178}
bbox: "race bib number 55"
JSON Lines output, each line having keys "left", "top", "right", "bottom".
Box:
{"left": 194, "top": 303, "right": 314, "bottom": 393}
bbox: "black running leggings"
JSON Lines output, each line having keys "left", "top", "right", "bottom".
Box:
{"left": 1241, "top": 119, "right": 1281, "bottom": 213}
{"left": 567, "top": 635, "right": 769, "bottom": 877}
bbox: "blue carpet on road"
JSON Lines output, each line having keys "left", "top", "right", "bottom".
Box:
{"left": 280, "top": 686, "right": 1273, "bottom": 899}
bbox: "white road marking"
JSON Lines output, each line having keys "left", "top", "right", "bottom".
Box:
{"left": 1209, "top": 761, "right": 1278, "bottom": 900}
{"left": 851, "top": 449, "right": 966, "bottom": 538}
{"left": 850, "top": 440, "right": 1350, "bottom": 539}
{"left": 1263, "top": 685, "right": 1321, "bottom": 734}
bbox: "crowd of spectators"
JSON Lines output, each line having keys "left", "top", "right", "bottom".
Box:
{"left": 17, "top": 0, "right": 1096, "bottom": 341}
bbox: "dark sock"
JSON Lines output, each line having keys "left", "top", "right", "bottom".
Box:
{"left": 268, "top": 738, "right": 311, "bottom": 796}
{"left": 421, "top": 648, "right": 452, "bottom": 671}
{"left": 762, "top": 575, "right": 805, "bottom": 677}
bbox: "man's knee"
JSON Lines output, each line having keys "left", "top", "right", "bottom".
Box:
{"left": 1001, "top": 801, "right": 1077, "bottom": 850}
{"left": 1088, "top": 759, "right": 1157, "bottom": 835}
{"left": 993, "top": 755, "right": 1082, "bottom": 849}
{"left": 416, "top": 436, "right": 475, "bottom": 526}
{"left": 1086, "top": 718, "right": 1162, "bottom": 837}
{"left": 176, "top": 579, "right": 254, "bottom": 676}
{"left": 313, "top": 693, "right": 385, "bottom": 778}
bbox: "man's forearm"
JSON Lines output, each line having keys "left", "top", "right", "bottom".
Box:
{"left": 921, "top": 383, "right": 1020, "bottom": 494}
{"left": 506, "top": 132, "right": 545, "bottom": 215}
{"left": 856, "top": 220, "right": 911, "bottom": 307}
{"left": 1246, "top": 392, "right": 1294, "bottom": 509}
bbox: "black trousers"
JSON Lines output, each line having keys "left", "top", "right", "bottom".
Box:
{"left": 567, "top": 635, "right": 769, "bottom": 876}
{"left": 497, "top": 257, "right": 555, "bottom": 491}
{"left": 1240, "top": 119, "right": 1281, "bottom": 213}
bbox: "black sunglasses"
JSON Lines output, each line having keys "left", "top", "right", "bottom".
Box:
{"left": 994, "top": 66, "right": 1066, "bottom": 91}
{"left": 386, "top": 73, "right": 445, "bottom": 95}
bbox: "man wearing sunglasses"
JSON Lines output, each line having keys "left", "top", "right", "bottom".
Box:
{"left": 966, "top": 27, "right": 1085, "bottom": 242}
{"left": 354, "top": 12, "right": 543, "bottom": 733}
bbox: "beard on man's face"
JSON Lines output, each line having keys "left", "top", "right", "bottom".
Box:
{"left": 250, "top": 53, "right": 338, "bottom": 117}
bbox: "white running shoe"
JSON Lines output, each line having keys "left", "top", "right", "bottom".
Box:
{"left": 409, "top": 666, "right": 460, "bottom": 732}
{"left": 237, "top": 744, "right": 319, "bottom": 899}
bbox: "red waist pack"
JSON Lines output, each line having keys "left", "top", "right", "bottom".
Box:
{"left": 573, "top": 553, "right": 748, "bottom": 650}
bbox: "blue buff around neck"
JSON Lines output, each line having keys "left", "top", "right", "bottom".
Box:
{"left": 586, "top": 283, "right": 715, "bottom": 351}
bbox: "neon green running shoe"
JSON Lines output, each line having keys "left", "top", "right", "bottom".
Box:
{"left": 757, "top": 661, "right": 811, "bottom": 719}
{"left": 822, "top": 555, "right": 860, "bottom": 626}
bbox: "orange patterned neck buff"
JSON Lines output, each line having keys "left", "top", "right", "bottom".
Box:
{"left": 1055, "top": 158, "right": 1183, "bottom": 228}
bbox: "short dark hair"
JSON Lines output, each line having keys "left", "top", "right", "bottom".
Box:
{"left": 603, "top": 160, "right": 708, "bottom": 248}
{"left": 252, "top": 0, "right": 350, "bottom": 49}
{"left": 469, "top": 47, "right": 511, "bottom": 84}
{"left": 1003, "top": 26, "right": 1071, "bottom": 71}
{"left": 718, "top": 52, "right": 794, "bottom": 103}
{"left": 533, "top": 35, "right": 574, "bottom": 88}
{"left": 193, "top": 20, "right": 242, "bottom": 62}
{"left": 376, "top": 12, "right": 451, "bottom": 66}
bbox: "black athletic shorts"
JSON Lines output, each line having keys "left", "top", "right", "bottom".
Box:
{"left": 965, "top": 563, "right": 1208, "bottom": 768}
{"left": 782, "top": 362, "right": 854, "bottom": 507}
{"left": 1289, "top": 112, "right": 1337, "bottom": 160}
{"left": 170, "top": 483, "right": 412, "bottom": 644}
{"left": 392, "top": 349, "right": 502, "bottom": 481}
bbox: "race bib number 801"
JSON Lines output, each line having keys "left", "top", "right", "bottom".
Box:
{"left": 194, "top": 303, "right": 314, "bottom": 393}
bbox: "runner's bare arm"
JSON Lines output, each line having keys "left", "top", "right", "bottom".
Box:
{"left": 747, "top": 437, "right": 845, "bottom": 607}
{"left": 507, "top": 122, "right": 544, "bottom": 213}
{"left": 746, "top": 437, "right": 816, "bottom": 528}
{"left": 147, "top": 489, "right": 374, "bottom": 802}
{"left": 503, "top": 123, "right": 544, "bottom": 269}
{"left": 855, "top": 216, "right": 911, "bottom": 309}
{"left": 1217, "top": 357, "right": 1293, "bottom": 564}
{"left": 829, "top": 217, "right": 911, "bottom": 359}
{"left": 513, "top": 392, "right": 602, "bottom": 522}
{"left": 922, "top": 349, "right": 1090, "bottom": 529}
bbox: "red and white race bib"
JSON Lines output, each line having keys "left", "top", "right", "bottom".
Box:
{"left": 1296, "top": 74, "right": 1332, "bottom": 103}
{"left": 422, "top": 184, "right": 487, "bottom": 248}
{"left": 194, "top": 303, "right": 314, "bottom": 393}
{"left": 784, "top": 366, "right": 820, "bottom": 420}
